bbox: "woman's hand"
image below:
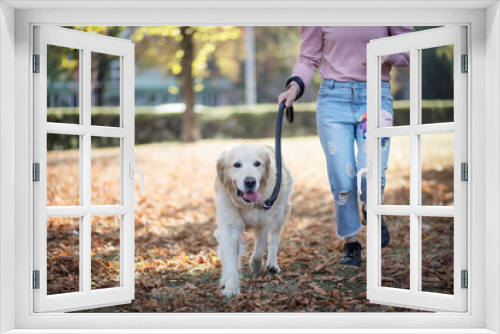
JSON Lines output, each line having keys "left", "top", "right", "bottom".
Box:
{"left": 278, "top": 85, "right": 298, "bottom": 108}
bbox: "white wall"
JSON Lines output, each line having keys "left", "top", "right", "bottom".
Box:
{"left": 0, "top": 2, "right": 16, "bottom": 333}
{"left": 3, "top": 3, "right": 496, "bottom": 332}
{"left": 485, "top": 2, "right": 500, "bottom": 333}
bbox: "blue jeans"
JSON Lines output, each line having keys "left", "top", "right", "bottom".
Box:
{"left": 316, "top": 80, "right": 393, "bottom": 238}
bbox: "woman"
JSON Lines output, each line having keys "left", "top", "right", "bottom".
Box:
{"left": 279, "top": 27, "right": 412, "bottom": 266}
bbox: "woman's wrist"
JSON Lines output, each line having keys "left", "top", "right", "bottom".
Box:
{"left": 285, "top": 76, "right": 305, "bottom": 101}
{"left": 287, "top": 82, "right": 300, "bottom": 95}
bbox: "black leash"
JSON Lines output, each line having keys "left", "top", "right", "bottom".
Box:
{"left": 262, "top": 100, "right": 292, "bottom": 209}
{"left": 262, "top": 76, "right": 303, "bottom": 209}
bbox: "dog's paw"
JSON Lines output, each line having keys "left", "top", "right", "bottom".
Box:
{"left": 222, "top": 284, "right": 240, "bottom": 298}
{"left": 266, "top": 264, "right": 280, "bottom": 274}
{"left": 249, "top": 256, "right": 263, "bottom": 274}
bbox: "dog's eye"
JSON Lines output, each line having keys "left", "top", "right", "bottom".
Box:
{"left": 254, "top": 161, "right": 261, "bottom": 167}
{"left": 233, "top": 162, "right": 242, "bottom": 168}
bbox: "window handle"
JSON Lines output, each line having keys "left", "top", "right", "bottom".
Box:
{"left": 129, "top": 161, "right": 144, "bottom": 195}
{"left": 357, "top": 162, "right": 371, "bottom": 195}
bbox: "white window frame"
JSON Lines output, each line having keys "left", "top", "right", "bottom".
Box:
{"left": 33, "top": 25, "right": 136, "bottom": 313}
{"left": 365, "top": 26, "right": 468, "bottom": 312}
{"left": 0, "top": 1, "right": 498, "bottom": 333}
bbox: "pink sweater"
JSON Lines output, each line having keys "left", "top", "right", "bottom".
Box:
{"left": 291, "top": 26, "right": 413, "bottom": 92}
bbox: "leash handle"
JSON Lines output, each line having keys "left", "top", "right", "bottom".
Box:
{"left": 263, "top": 101, "right": 292, "bottom": 209}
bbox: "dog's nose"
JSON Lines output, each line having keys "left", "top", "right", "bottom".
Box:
{"left": 244, "top": 177, "right": 256, "bottom": 190}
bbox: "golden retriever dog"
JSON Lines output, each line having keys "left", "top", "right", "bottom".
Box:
{"left": 214, "top": 144, "right": 292, "bottom": 297}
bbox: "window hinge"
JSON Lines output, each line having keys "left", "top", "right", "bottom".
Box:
{"left": 461, "top": 270, "right": 468, "bottom": 289}
{"left": 33, "top": 54, "right": 40, "bottom": 73}
{"left": 461, "top": 54, "right": 468, "bottom": 73}
{"left": 33, "top": 163, "right": 40, "bottom": 182}
{"left": 461, "top": 162, "right": 468, "bottom": 181}
{"left": 33, "top": 270, "right": 40, "bottom": 289}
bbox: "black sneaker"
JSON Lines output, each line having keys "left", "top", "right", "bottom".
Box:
{"left": 381, "top": 217, "right": 390, "bottom": 249}
{"left": 361, "top": 204, "right": 367, "bottom": 225}
{"left": 362, "top": 204, "right": 391, "bottom": 249}
{"left": 340, "top": 241, "right": 362, "bottom": 267}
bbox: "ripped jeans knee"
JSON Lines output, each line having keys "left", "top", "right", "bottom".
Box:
{"left": 334, "top": 189, "right": 355, "bottom": 206}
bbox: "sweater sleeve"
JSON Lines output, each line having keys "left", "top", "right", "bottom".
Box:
{"left": 290, "top": 26, "right": 323, "bottom": 94}
{"left": 385, "top": 26, "right": 414, "bottom": 67}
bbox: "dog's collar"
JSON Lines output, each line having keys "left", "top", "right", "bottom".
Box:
{"left": 236, "top": 189, "right": 267, "bottom": 210}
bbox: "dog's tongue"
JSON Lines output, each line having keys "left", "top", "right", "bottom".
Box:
{"left": 244, "top": 191, "right": 262, "bottom": 202}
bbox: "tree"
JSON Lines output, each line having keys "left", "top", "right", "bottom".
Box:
{"left": 131, "top": 26, "right": 241, "bottom": 142}
{"left": 253, "top": 27, "right": 302, "bottom": 102}
{"left": 179, "top": 26, "right": 198, "bottom": 142}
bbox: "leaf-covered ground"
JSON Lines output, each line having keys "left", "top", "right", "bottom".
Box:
{"left": 46, "top": 136, "right": 454, "bottom": 312}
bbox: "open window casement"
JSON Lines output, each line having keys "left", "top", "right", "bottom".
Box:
{"left": 363, "top": 26, "right": 467, "bottom": 312}
{"left": 33, "top": 26, "right": 140, "bottom": 312}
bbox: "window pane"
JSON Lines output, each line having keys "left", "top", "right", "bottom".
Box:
{"left": 47, "top": 134, "right": 80, "bottom": 206}
{"left": 421, "top": 217, "right": 454, "bottom": 294}
{"left": 47, "top": 216, "right": 80, "bottom": 295}
{"left": 421, "top": 133, "right": 454, "bottom": 206}
{"left": 91, "top": 52, "right": 121, "bottom": 127}
{"left": 47, "top": 45, "right": 80, "bottom": 124}
{"left": 421, "top": 45, "right": 454, "bottom": 124}
{"left": 381, "top": 136, "right": 410, "bottom": 205}
{"left": 91, "top": 137, "right": 121, "bottom": 205}
{"left": 381, "top": 215, "right": 410, "bottom": 290}
{"left": 91, "top": 215, "right": 120, "bottom": 290}
{"left": 381, "top": 52, "right": 410, "bottom": 127}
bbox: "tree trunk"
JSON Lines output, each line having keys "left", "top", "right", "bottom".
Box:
{"left": 180, "top": 26, "right": 201, "bottom": 143}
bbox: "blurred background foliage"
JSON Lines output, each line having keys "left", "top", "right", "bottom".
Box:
{"left": 48, "top": 26, "right": 453, "bottom": 147}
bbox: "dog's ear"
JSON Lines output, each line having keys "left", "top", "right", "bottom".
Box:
{"left": 216, "top": 151, "right": 227, "bottom": 184}
{"left": 263, "top": 144, "right": 275, "bottom": 155}
{"left": 260, "top": 146, "right": 273, "bottom": 190}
